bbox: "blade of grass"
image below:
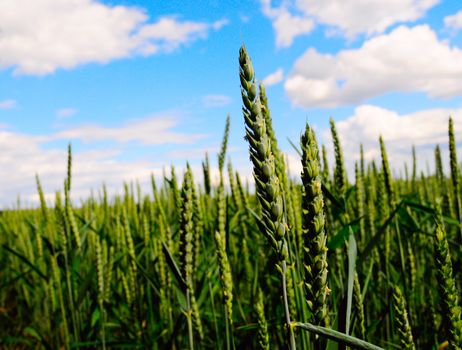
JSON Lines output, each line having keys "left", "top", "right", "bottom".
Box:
{"left": 293, "top": 322, "right": 385, "bottom": 350}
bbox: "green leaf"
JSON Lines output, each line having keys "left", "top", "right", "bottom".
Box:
{"left": 328, "top": 219, "right": 360, "bottom": 250}
{"left": 359, "top": 201, "right": 403, "bottom": 260}
{"left": 75, "top": 265, "right": 96, "bottom": 308}
{"left": 287, "top": 137, "right": 302, "bottom": 157}
{"left": 322, "top": 183, "right": 346, "bottom": 212}
{"left": 129, "top": 254, "right": 161, "bottom": 298}
{"left": 2, "top": 244, "right": 47, "bottom": 280}
{"left": 162, "top": 241, "right": 188, "bottom": 292}
{"left": 294, "top": 322, "right": 384, "bottom": 350}
{"left": 91, "top": 308, "right": 101, "bottom": 328}
{"left": 403, "top": 200, "right": 460, "bottom": 226}
{"left": 361, "top": 260, "right": 374, "bottom": 301}
{"left": 346, "top": 229, "right": 357, "bottom": 336}
{"left": 23, "top": 326, "right": 52, "bottom": 350}
{"left": 23, "top": 326, "right": 41, "bottom": 341}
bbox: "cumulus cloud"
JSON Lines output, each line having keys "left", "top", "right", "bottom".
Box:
{"left": 0, "top": 111, "right": 209, "bottom": 206}
{"left": 202, "top": 95, "right": 232, "bottom": 108}
{"left": 0, "top": 99, "right": 17, "bottom": 109}
{"left": 0, "top": 122, "right": 252, "bottom": 207}
{"left": 49, "top": 113, "right": 206, "bottom": 145}
{"left": 285, "top": 25, "right": 462, "bottom": 108}
{"left": 296, "top": 0, "right": 438, "bottom": 37}
{"left": 261, "top": 0, "right": 314, "bottom": 48}
{"left": 260, "top": 0, "right": 437, "bottom": 46}
{"left": 321, "top": 104, "right": 462, "bottom": 178}
{"left": 262, "top": 68, "right": 284, "bottom": 86}
{"left": 444, "top": 10, "right": 462, "bottom": 32}
{"left": 0, "top": 132, "right": 158, "bottom": 207}
{"left": 136, "top": 17, "right": 229, "bottom": 54}
{"left": 0, "top": 0, "right": 227, "bottom": 75}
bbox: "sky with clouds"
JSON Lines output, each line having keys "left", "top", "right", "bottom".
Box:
{"left": 1, "top": 0, "right": 462, "bottom": 206}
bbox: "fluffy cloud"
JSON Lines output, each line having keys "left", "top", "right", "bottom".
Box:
{"left": 136, "top": 17, "right": 228, "bottom": 54}
{"left": 285, "top": 25, "right": 462, "bottom": 108}
{"left": 0, "top": 111, "right": 208, "bottom": 206}
{"left": 262, "top": 68, "right": 284, "bottom": 86}
{"left": 0, "top": 136, "right": 158, "bottom": 207}
{"left": 49, "top": 113, "right": 206, "bottom": 145}
{"left": 296, "top": 0, "right": 438, "bottom": 37}
{"left": 261, "top": 0, "right": 314, "bottom": 48}
{"left": 202, "top": 95, "right": 232, "bottom": 108}
{"left": 0, "top": 0, "right": 226, "bottom": 75}
{"left": 321, "top": 104, "right": 462, "bottom": 178}
{"left": 0, "top": 123, "right": 252, "bottom": 207}
{"left": 261, "top": 0, "right": 437, "bottom": 46}
{"left": 444, "top": 10, "right": 462, "bottom": 32}
{"left": 0, "top": 99, "right": 17, "bottom": 109}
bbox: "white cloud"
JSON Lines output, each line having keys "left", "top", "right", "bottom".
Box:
{"left": 0, "top": 99, "right": 17, "bottom": 109}
{"left": 212, "top": 19, "right": 230, "bottom": 31}
{"left": 0, "top": 0, "right": 227, "bottom": 75}
{"left": 285, "top": 25, "right": 462, "bottom": 108}
{"left": 202, "top": 95, "right": 232, "bottom": 108}
{"left": 49, "top": 113, "right": 206, "bottom": 145}
{"left": 321, "top": 104, "right": 462, "bottom": 178}
{"left": 56, "top": 108, "right": 77, "bottom": 119}
{"left": 136, "top": 17, "right": 228, "bottom": 54}
{"left": 261, "top": 0, "right": 314, "bottom": 48}
{"left": 260, "top": 0, "right": 437, "bottom": 45}
{"left": 262, "top": 68, "right": 284, "bottom": 86}
{"left": 296, "top": 0, "right": 438, "bottom": 37}
{"left": 0, "top": 129, "right": 159, "bottom": 207}
{"left": 444, "top": 10, "right": 462, "bottom": 32}
{"left": 0, "top": 110, "right": 209, "bottom": 206}
{"left": 0, "top": 124, "right": 251, "bottom": 207}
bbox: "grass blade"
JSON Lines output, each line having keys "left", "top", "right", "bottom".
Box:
{"left": 293, "top": 322, "right": 384, "bottom": 350}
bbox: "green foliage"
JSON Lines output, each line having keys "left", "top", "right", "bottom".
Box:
{"left": 0, "top": 44, "right": 461, "bottom": 350}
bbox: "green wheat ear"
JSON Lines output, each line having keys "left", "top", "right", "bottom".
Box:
{"left": 35, "top": 174, "right": 48, "bottom": 220}
{"left": 435, "top": 145, "right": 454, "bottom": 216}
{"left": 255, "top": 288, "right": 270, "bottom": 350}
{"left": 202, "top": 152, "right": 211, "bottom": 195}
{"left": 393, "top": 285, "right": 416, "bottom": 350}
{"left": 300, "top": 123, "right": 329, "bottom": 329}
{"left": 353, "top": 272, "right": 366, "bottom": 340}
{"left": 449, "top": 116, "right": 462, "bottom": 243}
{"left": 218, "top": 114, "right": 230, "bottom": 173}
{"left": 434, "top": 207, "right": 462, "bottom": 349}
{"left": 227, "top": 161, "right": 241, "bottom": 211}
{"left": 239, "top": 44, "right": 287, "bottom": 259}
{"left": 412, "top": 144, "right": 417, "bottom": 192}
{"left": 330, "top": 117, "right": 347, "bottom": 197}
{"left": 321, "top": 144, "right": 330, "bottom": 186}
{"left": 239, "top": 44, "right": 295, "bottom": 349}
{"left": 379, "top": 136, "right": 394, "bottom": 207}
{"left": 259, "top": 81, "right": 294, "bottom": 231}
{"left": 355, "top": 163, "right": 365, "bottom": 245}
{"left": 216, "top": 131, "right": 234, "bottom": 327}
{"left": 179, "top": 164, "right": 195, "bottom": 287}
{"left": 179, "top": 164, "right": 203, "bottom": 345}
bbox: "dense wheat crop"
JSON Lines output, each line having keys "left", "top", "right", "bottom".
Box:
{"left": 1, "top": 46, "right": 461, "bottom": 349}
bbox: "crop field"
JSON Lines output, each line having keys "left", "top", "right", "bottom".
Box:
{"left": 0, "top": 46, "right": 461, "bottom": 350}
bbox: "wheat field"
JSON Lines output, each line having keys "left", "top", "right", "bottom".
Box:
{"left": 0, "top": 45, "right": 461, "bottom": 350}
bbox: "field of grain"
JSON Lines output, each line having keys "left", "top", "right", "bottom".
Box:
{"left": 0, "top": 46, "right": 461, "bottom": 349}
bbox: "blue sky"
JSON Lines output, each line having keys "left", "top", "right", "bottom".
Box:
{"left": 1, "top": 0, "right": 462, "bottom": 206}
